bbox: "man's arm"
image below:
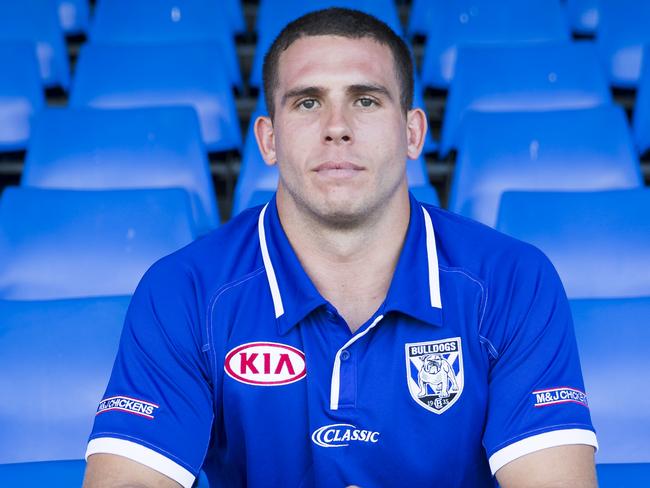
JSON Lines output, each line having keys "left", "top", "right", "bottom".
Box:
{"left": 496, "top": 445, "right": 597, "bottom": 488}
{"left": 83, "top": 454, "right": 182, "bottom": 488}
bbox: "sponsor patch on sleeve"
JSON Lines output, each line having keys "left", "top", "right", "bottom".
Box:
{"left": 96, "top": 395, "right": 160, "bottom": 419}
{"left": 532, "top": 387, "right": 589, "bottom": 408}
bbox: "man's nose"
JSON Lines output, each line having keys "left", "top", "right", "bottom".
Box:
{"left": 323, "top": 105, "right": 352, "bottom": 144}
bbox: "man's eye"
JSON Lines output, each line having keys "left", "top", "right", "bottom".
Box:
{"left": 299, "top": 99, "right": 318, "bottom": 110}
{"left": 357, "top": 98, "right": 376, "bottom": 108}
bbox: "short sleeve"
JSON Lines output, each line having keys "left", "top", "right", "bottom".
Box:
{"left": 480, "top": 246, "right": 597, "bottom": 475}
{"left": 86, "top": 259, "right": 214, "bottom": 488}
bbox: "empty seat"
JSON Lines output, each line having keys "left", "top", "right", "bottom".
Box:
{"left": 0, "top": 187, "right": 195, "bottom": 300}
{"left": 496, "top": 189, "right": 650, "bottom": 299}
{"left": 407, "top": 0, "right": 441, "bottom": 38}
{"left": 0, "top": 0, "right": 70, "bottom": 90}
{"left": 0, "top": 43, "right": 44, "bottom": 152}
{"left": 420, "top": 0, "right": 569, "bottom": 89}
{"left": 450, "top": 106, "right": 642, "bottom": 226}
{"left": 250, "top": 0, "right": 403, "bottom": 88}
{"left": 89, "top": 0, "right": 241, "bottom": 89}
{"left": 596, "top": 0, "right": 650, "bottom": 88}
{"left": 227, "top": 0, "right": 246, "bottom": 34}
{"left": 0, "top": 296, "right": 129, "bottom": 463}
{"left": 23, "top": 106, "right": 219, "bottom": 234}
{"left": 570, "top": 297, "right": 650, "bottom": 463}
{"left": 633, "top": 48, "right": 650, "bottom": 155}
{"left": 71, "top": 43, "right": 241, "bottom": 153}
{"left": 566, "top": 0, "right": 599, "bottom": 35}
{"left": 440, "top": 42, "right": 612, "bottom": 156}
{"left": 57, "top": 0, "right": 89, "bottom": 35}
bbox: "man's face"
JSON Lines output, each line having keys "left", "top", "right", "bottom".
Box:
{"left": 257, "top": 35, "right": 425, "bottom": 227}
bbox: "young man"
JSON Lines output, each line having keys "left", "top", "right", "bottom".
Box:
{"left": 83, "top": 8, "right": 598, "bottom": 487}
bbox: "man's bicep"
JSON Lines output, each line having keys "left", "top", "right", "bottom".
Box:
{"left": 83, "top": 453, "right": 182, "bottom": 488}
{"left": 495, "top": 444, "right": 597, "bottom": 488}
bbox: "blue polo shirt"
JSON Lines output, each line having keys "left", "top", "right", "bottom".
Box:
{"left": 86, "top": 193, "right": 597, "bottom": 487}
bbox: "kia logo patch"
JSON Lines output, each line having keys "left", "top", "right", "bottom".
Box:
{"left": 224, "top": 342, "right": 307, "bottom": 386}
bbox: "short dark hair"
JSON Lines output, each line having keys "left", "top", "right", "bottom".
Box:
{"left": 262, "top": 7, "right": 414, "bottom": 119}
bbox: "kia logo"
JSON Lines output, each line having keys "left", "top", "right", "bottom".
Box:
{"left": 224, "top": 342, "right": 306, "bottom": 386}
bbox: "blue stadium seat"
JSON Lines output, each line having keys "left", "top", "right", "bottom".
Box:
{"left": 566, "top": 0, "right": 599, "bottom": 35}
{"left": 450, "top": 106, "right": 642, "bottom": 227}
{"left": 227, "top": 0, "right": 246, "bottom": 34}
{"left": 0, "top": 296, "right": 129, "bottom": 463}
{"left": 250, "top": 0, "right": 403, "bottom": 88}
{"left": 70, "top": 43, "right": 241, "bottom": 153}
{"left": 596, "top": 464, "right": 650, "bottom": 487}
{"left": 23, "top": 107, "right": 219, "bottom": 234}
{"left": 496, "top": 189, "right": 650, "bottom": 299}
{"left": 596, "top": 0, "right": 650, "bottom": 88}
{"left": 633, "top": 49, "right": 650, "bottom": 155}
{"left": 414, "top": 76, "right": 437, "bottom": 154}
{"left": 420, "top": 0, "right": 569, "bottom": 90}
{"left": 57, "top": 0, "right": 89, "bottom": 35}
{"left": 440, "top": 42, "right": 612, "bottom": 156}
{"left": 0, "top": 188, "right": 195, "bottom": 300}
{"left": 0, "top": 43, "right": 44, "bottom": 152}
{"left": 89, "top": 0, "right": 241, "bottom": 89}
{"left": 571, "top": 298, "right": 650, "bottom": 464}
{"left": 0, "top": 1, "right": 70, "bottom": 90}
{"left": 407, "top": 0, "right": 441, "bottom": 38}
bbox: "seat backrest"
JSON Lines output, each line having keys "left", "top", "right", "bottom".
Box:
{"left": 570, "top": 297, "right": 650, "bottom": 463}
{"left": 566, "top": 0, "right": 599, "bottom": 35}
{"left": 89, "top": 0, "right": 241, "bottom": 89}
{"left": 70, "top": 43, "right": 241, "bottom": 153}
{"left": 0, "top": 187, "right": 195, "bottom": 300}
{"left": 496, "top": 189, "right": 650, "bottom": 299}
{"left": 450, "top": 106, "right": 642, "bottom": 226}
{"left": 0, "top": 0, "right": 69, "bottom": 89}
{"left": 440, "top": 42, "right": 611, "bottom": 156}
{"left": 596, "top": 0, "right": 650, "bottom": 88}
{"left": 0, "top": 296, "right": 130, "bottom": 463}
{"left": 633, "top": 46, "right": 650, "bottom": 155}
{"left": 23, "top": 106, "right": 219, "bottom": 234}
{"left": 57, "top": 0, "right": 90, "bottom": 35}
{"left": 0, "top": 43, "right": 44, "bottom": 152}
{"left": 420, "top": 0, "right": 569, "bottom": 89}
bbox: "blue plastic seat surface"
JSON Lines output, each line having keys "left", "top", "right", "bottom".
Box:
{"left": 413, "top": 76, "right": 437, "bottom": 154}
{"left": 571, "top": 298, "right": 650, "bottom": 464}
{"left": 250, "top": 0, "right": 403, "bottom": 88}
{"left": 566, "top": 0, "right": 599, "bottom": 35}
{"left": 407, "top": 0, "right": 441, "bottom": 38}
{"left": 596, "top": 463, "right": 650, "bottom": 487}
{"left": 0, "top": 187, "right": 195, "bottom": 300}
{"left": 70, "top": 43, "right": 241, "bottom": 153}
{"left": 440, "top": 42, "right": 612, "bottom": 156}
{"left": 450, "top": 106, "right": 642, "bottom": 226}
{"left": 496, "top": 189, "right": 650, "bottom": 299}
{"left": 596, "top": 0, "right": 650, "bottom": 88}
{"left": 23, "top": 106, "right": 219, "bottom": 234}
{"left": 226, "top": 0, "right": 246, "bottom": 34}
{"left": 0, "top": 297, "right": 130, "bottom": 463}
{"left": 57, "top": 0, "right": 89, "bottom": 34}
{"left": 0, "top": 1, "right": 70, "bottom": 89}
{"left": 90, "top": 0, "right": 241, "bottom": 89}
{"left": 420, "top": 0, "right": 569, "bottom": 89}
{"left": 633, "top": 48, "right": 650, "bottom": 155}
{"left": 0, "top": 43, "right": 44, "bottom": 151}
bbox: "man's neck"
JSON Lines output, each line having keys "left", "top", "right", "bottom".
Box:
{"left": 276, "top": 186, "right": 411, "bottom": 333}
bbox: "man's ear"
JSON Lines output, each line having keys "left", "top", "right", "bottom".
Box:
{"left": 405, "top": 108, "right": 428, "bottom": 161}
{"left": 254, "top": 115, "right": 277, "bottom": 166}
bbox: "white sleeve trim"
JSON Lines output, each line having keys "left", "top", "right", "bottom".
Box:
{"left": 86, "top": 437, "right": 195, "bottom": 488}
{"left": 489, "top": 428, "right": 598, "bottom": 475}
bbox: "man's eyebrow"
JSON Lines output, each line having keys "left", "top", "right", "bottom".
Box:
{"left": 281, "top": 86, "right": 326, "bottom": 106}
{"left": 347, "top": 84, "right": 393, "bottom": 101}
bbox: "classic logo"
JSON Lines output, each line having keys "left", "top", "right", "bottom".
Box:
{"left": 224, "top": 341, "right": 306, "bottom": 386}
{"left": 533, "top": 387, "right": 589, "bottom": 408}
{"left": 405, "top": 337, "right": 464, "bottom": 414}
{"left": 96, "top": 395, "right": 159, "bottom": 419}
{"left": 311, "top": 424, "right": 380, "bottom": 448}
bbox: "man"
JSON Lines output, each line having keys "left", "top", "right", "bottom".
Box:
{"left": 84, "top": 8, "right": 598, "bottom": 487}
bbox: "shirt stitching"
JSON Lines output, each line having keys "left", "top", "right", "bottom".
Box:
{"left": 439, "top": 266, "right": 489, "bottom": 331}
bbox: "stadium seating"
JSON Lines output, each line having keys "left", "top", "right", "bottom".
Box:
{"left": 407, "top": 0, "right": 440, "bottom": 38}
{"left": 633, "top": 49, "right": 650, "bottom": 156}
{"left": 596, "top": 464, "right": 650, "bottom": 487}
{"left": 571, "top": 297, "right": 650, "bottom": 464}
{"left": 250, "top": 0, "right": 403, "bottom": 88}
{"left": 0, "top": 296, "right": 129, "bottom": 463}
{"left": 0, "top": 43, "right": 44, "bottom": 152}
{"left": 23, "top": 106, "right": 219, "bottom": 234}
{"left": 227, "top": 0, "right": 246, "bottom": 35}
{"left": 71, "top": 43, "right": 242, "bottom": 153}
{"left": 0, "top": 187, "right": 195, "bottom": 300}
{"left": 0, "top": 0, "right": 70, "bottom": 90}
{"left": 566, "top": 0, "right": 599, "bottom": 35}
{"left": 496, "top": 189, "right": 650, "bottom": 299}
{"left": 57, "top": 0, "right": 89, "bottom": 35}
{"left": 596, "top": 0, "right": 650, "bottom": 88}
{"left": 450, "top": 106, "right": 642, "bottom": 226}
{"left": 420, "top": 0, "right": 569, "bottom": 89}
{"left": 414, "top": 76, "right": 437, "bottom": 154}
{"left": 440, "top": 42, "right": 612, "bottom": 156}
{"left": 89, "top": 0, "right": 242, "bottom": 89}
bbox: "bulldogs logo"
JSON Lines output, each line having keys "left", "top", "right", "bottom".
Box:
{"left": 405, "top": 337, "right": 463, "bottom": 414}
